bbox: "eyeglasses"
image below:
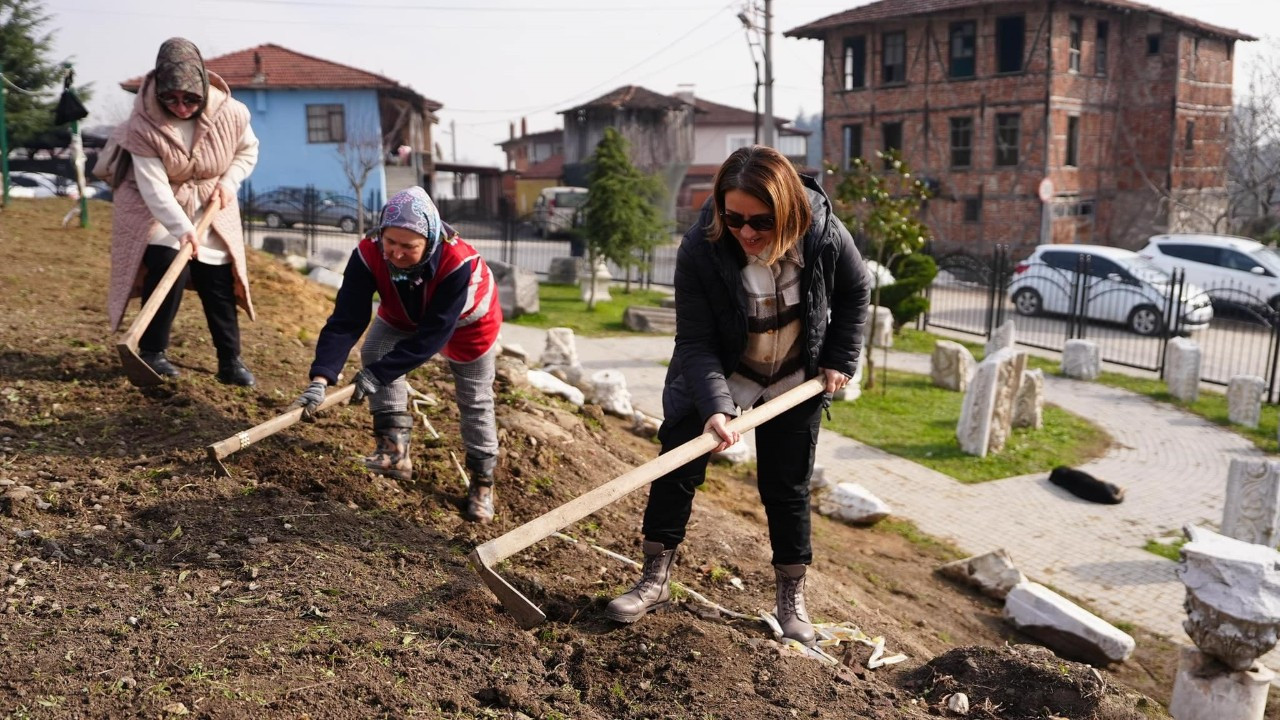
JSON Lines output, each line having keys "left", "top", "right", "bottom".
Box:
{"left": 158, "top": 92, "right": 203, "bottom": 108}
{"left": 721, "top": 211, "right": 776, "bottom": 232}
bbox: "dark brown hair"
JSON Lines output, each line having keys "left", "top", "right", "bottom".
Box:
{"left": 709, "top": 145, "right": 810, "bottom": 265}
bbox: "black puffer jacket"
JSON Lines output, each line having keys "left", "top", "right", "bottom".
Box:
{"left": 662, "top": 174, "right": 871, "bottom": 424}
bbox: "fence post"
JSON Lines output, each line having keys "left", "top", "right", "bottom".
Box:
{"left": 1267, "top": 312, "right": 1280, "bottom": 404}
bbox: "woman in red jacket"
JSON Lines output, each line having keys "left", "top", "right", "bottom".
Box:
{"left": 293, "top": 187, "right": 503, "bottom": 522}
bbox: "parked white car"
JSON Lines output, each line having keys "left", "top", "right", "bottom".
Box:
{"left": 7, "top": 171, "right": 94, "bottom": 200}
{"left": 532, "top": 186, "right": 588, "bottom": 238}
{"left": 1008, "top": 244, "right": 1213, "bottom": 336}
{"left": 1137, "top": 233, "right": 1280, "bottom": 313}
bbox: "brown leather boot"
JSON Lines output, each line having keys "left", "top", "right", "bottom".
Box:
{"left": 364, "top": 411, "right": 413, "bottom": 481}
{"left": 606, "top": 540, "right": 677, "bottom": 623}
{"left": 466, "top": 470, "right": 495, "bottom": 523}
{"left": 774, "top": 563, "right": 816, "bottom": 647}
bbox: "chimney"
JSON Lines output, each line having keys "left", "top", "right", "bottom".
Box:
{"left": 509, "top": 121, "right": 515, "bottom": 140}
{"left": 674, "top": 83, "right": 695, "bottom": 104}
{"left": 521, "top": 117, "right": 528, "bottom": 137}
{"left": 252, "top": 51, "right": 266, "bottom": 85}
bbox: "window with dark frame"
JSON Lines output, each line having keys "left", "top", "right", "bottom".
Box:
{"left": 843, "top": 124, "right": 863, "bottom": 169}
{"left": 882, "top": 122, "right": 903, "bottom": 169}
{"left": 843, "top": 36, "right": 867, "bottom": 90}
{"left": 1147, "top": 33, "right": 1161, "bottom": 55}
{"left": 306, "top": 104, "right": 346, "bottom": 143}
{"left": 995, "top": 113, "right": 1020, "bottom": 166}
{"left": 1068, "top": 16, "right": 1082, "bottom": 72}
{"left": 995, "top": 16, "right": 1025, "bottom": 73}
{"left": 963, "top": 198, "right": 982, "bottom": 222}
{"left": 1066, "top": 116, "right": 1080, "bottom": 167}
{"left": 1185, "top": 120, "right": 1195, "bottom": 151}
{"left": 950, "top": 117, "right": 973, "bottom": 168}
{"left": 1095, "top": 21, "right": 1109, "bottom": 75}
{"left": 949, "top": 21, "right": 976, "bottom": 78}
{"left": 882, "top": 31, "right": 906, "bottom": 84}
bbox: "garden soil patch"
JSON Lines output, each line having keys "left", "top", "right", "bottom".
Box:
{"left": 0, "top": 199, "right": 1182, "bottom": 718}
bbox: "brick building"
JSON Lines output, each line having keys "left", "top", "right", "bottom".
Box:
{"left": 786, "top": 0, "right": 1255, "bottom": 257}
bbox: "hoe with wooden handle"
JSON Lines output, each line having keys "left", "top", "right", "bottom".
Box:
{"left": 206, "top": 384, "right": 357, "bottom": 477}
{"left": 470, "top": 377, "right": 825, "bottom": 629}
{"left": 116, "top": 208, "right": 219, "bottom": 387}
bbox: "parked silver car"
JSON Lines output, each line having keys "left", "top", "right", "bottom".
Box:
{"left": 249, "top": 187, "right": 375, "bottom": 233}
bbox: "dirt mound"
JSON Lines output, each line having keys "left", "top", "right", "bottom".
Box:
{"left": 0, "top": 199, "right": 1175, "bottom": 718}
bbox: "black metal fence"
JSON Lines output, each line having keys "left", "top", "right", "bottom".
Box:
{"left": 240, "top": 183, "right": 679, "bottom": 288}
{"left": 922, "top": 245, "right": 1280, "bottom": 401}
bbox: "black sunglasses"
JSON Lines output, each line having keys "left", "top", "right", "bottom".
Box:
{"left": 721, "top": 211, "right": 776, "bottom": 232}
{"left": 158, "top": 92, "right": 203, "bottom": 107}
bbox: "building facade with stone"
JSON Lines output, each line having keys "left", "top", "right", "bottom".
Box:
{"left": 787, "top": 0, "right": 1254, "bottom": 256}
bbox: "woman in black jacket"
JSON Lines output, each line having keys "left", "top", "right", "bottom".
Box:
{"left": 606, "top": 146, "right": 870, "bottom": 646}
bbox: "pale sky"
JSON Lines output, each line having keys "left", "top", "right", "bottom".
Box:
{"left": 37, "top": 0, "right": 1278, "bottom": 167}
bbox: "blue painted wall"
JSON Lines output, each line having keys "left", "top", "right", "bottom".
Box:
{"left": 236, "top": 87, "right": 387, "bottom": 210}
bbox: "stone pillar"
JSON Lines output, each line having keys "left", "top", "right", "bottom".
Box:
{"left": 931, "top": 340, "right": 975, "bottom": 392}
{"left": 869, "top": 306, "right": 893, "bottom": 348}
{"left": 1227, "top": 375, "right": 1265, "bottom": 429}
{"left": 1169, "top": 646, "right": 1273, "bottom": 720}
{"left": 1061, "top": 339, "right": 1100, "bottom": 380}
{"left": 1165, "top": 337, "right": 1202, "bottom": 403}
{"left": 984, "top": 319, "right": 1016, "bottom": 358}
{"left": 580, "top": 260, "right": 613, "bottom": 303}
{"left": 956, "top": 348, "right": 1025, "bottom": 457}
{"left": 1222, "top": 459, "right": 1280, "bottom": 549}
{"left": 1012, "top": 368, "right": 1044, "bottom": 429}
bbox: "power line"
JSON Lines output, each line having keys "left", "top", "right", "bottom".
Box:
{"left": 218, "top": 0, "right": 682, "bottom": 10}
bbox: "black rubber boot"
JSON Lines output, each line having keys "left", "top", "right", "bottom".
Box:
{"left": 216, "top": 356, "right": 256, "bottom": 387}
{"left": 466, "top": 470, "right": 495, "bottom": 523}
{"left": 364, "top": 411, "right": 413, "bottom": 481}
{"left": 140, "top": 351, "right": 180, "bottom": 378}
{"left": 606, "top": 541, "right": 678, "bottom": 623}
{"left": 775, "top": 563, "right": 816, "bottom": 647}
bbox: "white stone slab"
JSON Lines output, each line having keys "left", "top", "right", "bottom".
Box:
{"left": 1223, "top": 459, "right": 1280, "bottom": 548}
{"left": 526, "top": 370, "right": 585, "bottom": 407}
{"left": 869, "top": 305, "right": 893, "bottom": 348}
{"left": 956, "top": 348, "right": 1025, "bottom": 457}
{"left": 817, "top": 482, "right": 891, "bottom": 525}
{"left": 1002, "top": 581, "right": 1136, "bottom": 666}
{"left": 1227, "top": 375, "right": 1265, "bottom": 429}
{"left": 984, "top": 319, "right": 1016, "bottom": 358}
{"left": 1061, "top": 339, "right": 1100, "bottom": 380}
{"left": 1012, "top": 368, "right": 1044, "bottom": 429}
{"left": 589, "top": 369, "right": 634, "bottom": 419}
{"left": 931, "top": 340, "right": 975, "bottom": 392}
{"left": 938, "top": 549, "right": 1026, "bottom": 600}
{"left": 1165, "top": 336, "right": 1202, "bottom": 403}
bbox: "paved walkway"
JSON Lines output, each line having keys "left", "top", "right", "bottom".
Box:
{"left": 497, "top": 323, "right": 1277, "bottom": 671}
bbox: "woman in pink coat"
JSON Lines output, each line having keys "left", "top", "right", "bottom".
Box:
{"left": 106, "top": 37, "right": 259, "bottom": 385}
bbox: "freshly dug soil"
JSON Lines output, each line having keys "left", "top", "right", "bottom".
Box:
{"left": 0, "top": 199, "right": 1181, "bottom": 718}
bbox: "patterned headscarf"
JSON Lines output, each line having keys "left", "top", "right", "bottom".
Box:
{"left": 379, "top": 187, "right": 444, "bottom": 282}
{"left": 154, "top": 37, "right": 209, "bottom": 116}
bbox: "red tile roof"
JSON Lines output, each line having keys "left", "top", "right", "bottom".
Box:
{"left": 787, "top": 0, "right": 1254, "bottom": 41}
{"left": 121, "top": 43, "right": 442, "bottom": 110}
{"left": 690, "top": 98, "right": 810, "bottom": 135}
{"left": 562, "top": 85, "right": 697, "bottom": 113}
{"left": 522, "top": 155, "right": 564, "bottom": 180}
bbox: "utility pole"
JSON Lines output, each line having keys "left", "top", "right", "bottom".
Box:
{"left": 450, "top": 119, "right": 457, "bottom": 163}
{"left": 762, "top": 0, "right": 775, "bottom": 148}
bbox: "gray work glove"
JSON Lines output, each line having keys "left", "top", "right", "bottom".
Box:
{"left": 351, "top": 368, "right": 382, "bottom": 404}
{"left": 292, "top": 380, "right": 328, "bottom": 421}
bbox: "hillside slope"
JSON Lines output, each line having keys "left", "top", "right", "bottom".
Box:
{"left": 0, "top": 199, "right": 1170, "bottom": 719}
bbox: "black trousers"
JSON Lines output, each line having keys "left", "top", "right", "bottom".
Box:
{"left": 642, "top": 392, "right": 824, "bottom": 566}
{"left": 139, "top": 245, "right": 241, "bottom": 361}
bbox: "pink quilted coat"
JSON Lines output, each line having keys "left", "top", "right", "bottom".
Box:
{"left": 107, "top": 71, "right": 255, "bottom": 331}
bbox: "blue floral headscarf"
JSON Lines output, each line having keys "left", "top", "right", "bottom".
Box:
{"left": 378, "top": 186, "right": 442, "bottom": 282}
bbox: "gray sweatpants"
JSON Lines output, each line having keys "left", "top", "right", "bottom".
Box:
{"left": 361, "top": 317, "right": 499, "bottom": 474}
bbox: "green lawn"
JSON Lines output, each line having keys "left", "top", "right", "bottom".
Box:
{"left": 510, "top": 283, "right": 670, "bottom": 336}
{"left": 890, "top": 328, "right": 1279, "bottom": 453}
{"left": 825, "top": 370, "right": 1112, "bottom": 484}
